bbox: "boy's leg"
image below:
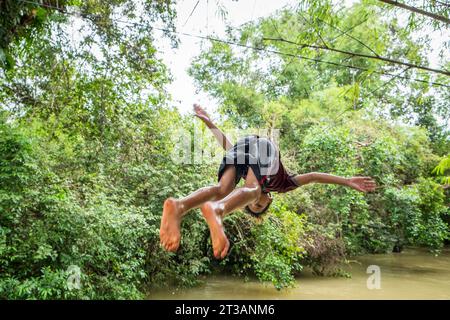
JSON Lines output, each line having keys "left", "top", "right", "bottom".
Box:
{"left": 160, "top": 165, "right": 236, "bottom": 252}
{"left": 201, "top": 168, "right": 262, "bottom": 259}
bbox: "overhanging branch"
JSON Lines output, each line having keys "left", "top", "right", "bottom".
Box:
{"left": 378, "top": 0, "right": 450, "bottom": 24}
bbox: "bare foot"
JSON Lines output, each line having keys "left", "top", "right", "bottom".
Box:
{"left": 201, "top": 202, "right": 230, "bottom": 259}
{"left": 160, "top": 198, "right": 182, "bottom": 252}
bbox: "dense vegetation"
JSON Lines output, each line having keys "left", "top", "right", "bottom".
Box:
{"left": 0, "top": 0, "right": 449, "bottom": 298}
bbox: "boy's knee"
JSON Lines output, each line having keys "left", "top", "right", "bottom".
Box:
{"left": 246, "top": 185, "right": 261, "bottom": 199}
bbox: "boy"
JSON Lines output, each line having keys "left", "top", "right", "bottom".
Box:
{"left": 160, "top": 104, "right": 376, "bottom": 259}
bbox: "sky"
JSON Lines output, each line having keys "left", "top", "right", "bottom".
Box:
{"left": 156, "top": 0, "right": 298, "bottom": 115}
{"left": 155, "top": 0, "right": 449, "bottom": 116}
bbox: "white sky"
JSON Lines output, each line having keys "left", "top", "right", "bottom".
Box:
{"left": 155, "top": 0, "right": 449, "bottom": 116}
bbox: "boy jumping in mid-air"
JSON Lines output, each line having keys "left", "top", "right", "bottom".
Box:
{"left": 160, "top": 104, "right": 376, "bottom": 259}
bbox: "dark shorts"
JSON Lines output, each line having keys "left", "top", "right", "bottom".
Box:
{"left": 217, "top": 135, "right": 279, "bottom": 191}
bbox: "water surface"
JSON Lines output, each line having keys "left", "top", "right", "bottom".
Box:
{"left": 149, "top": 248, "right": 450, "bottom": 300}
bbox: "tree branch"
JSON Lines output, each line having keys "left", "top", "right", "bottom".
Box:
{"left": 378, "top": 0, "right": 450, "bottom": 24}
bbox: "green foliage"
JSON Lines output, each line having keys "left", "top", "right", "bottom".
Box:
{"left": 299, "top": 126, "right": 358, "bottom": 175}
{"left": 433, "top": 154, "right": 450, "bottom": 185}
{"left": 0, "top": 0, "right": 177, "bottom": 69}
{"left": 249, "top": 205, "right": 306, "bottom": 289}
{"left": 220, "top": 203, "right": 307, "bottom": 290}
{"left": 384, "top": 178, "right": 449, "bottom": 251}
{"left": 0, "top": 115, "right": 216, "bottom": 299}
{"left": 290, "top": 122, "right": 448, "bottom": 256}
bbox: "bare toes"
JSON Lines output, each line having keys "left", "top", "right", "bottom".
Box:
{"left": 220, "top": 242, "right": 229, "bottom": 259}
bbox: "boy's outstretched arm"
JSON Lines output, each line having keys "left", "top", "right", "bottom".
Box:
{"left": 292, "top": 172, "right": 376, "bottom": 193}
{"left": 193, "top": 104, "right": 233, "bottom": 151}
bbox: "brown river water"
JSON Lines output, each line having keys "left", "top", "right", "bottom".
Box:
{"left": 148, "top": 247, "right": 450, "bottom": 300}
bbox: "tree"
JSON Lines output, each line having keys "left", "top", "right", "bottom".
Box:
{"left": 0, "top": 0, "right": 177, "bottom": 69}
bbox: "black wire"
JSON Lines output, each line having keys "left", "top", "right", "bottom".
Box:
{"left": 323, "top": 65, "right": 414, "bottom": 132}
{"left": 183, "top": 0, "right": 201, "bottom": 27}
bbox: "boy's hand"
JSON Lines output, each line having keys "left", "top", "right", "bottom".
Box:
{"left": 193, "top": 104, "right": 210, "bottom": 122}
{"left": 347, "top": 176, "right": 376, "bottom": 193}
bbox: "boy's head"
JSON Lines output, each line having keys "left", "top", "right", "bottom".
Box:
{"left": 245, "top": 192, "right": 273, "bottom": 217}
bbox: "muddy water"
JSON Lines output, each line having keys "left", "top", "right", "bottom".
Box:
{"left": 148, "top": 248, "right": 450, "bottom": 300}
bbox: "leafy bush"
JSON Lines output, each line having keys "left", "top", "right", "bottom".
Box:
{"left": 249, "top": 204, "right": 306, "bottom": 289}
{"left": 220, "top": 202, "right": 307, "bottom": 290}
{"left": 384, "top": 178, "right": 449, "bottom": 251}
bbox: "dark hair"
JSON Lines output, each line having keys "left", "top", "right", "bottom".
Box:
{"left": 245, "top": 202, "right": 271, "bottom": 218}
